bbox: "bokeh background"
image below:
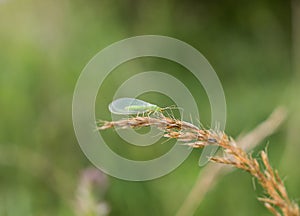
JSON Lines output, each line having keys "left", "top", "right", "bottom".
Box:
{"left": 0, "top": 0, "right": 299, "bottom": 215}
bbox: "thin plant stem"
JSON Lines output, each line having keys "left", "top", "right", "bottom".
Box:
{"left": 98, "top": 107, "right": 299, "bottom": 216}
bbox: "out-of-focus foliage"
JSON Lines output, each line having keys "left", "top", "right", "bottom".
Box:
{"left": 0, "top": 0, "right": 298, "bottom": 215}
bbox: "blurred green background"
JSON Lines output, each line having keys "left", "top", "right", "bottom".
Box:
{"left": 0, "top": 0, "right": 299, "bottom": 215}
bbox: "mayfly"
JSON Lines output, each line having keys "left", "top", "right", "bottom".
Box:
{"left": 108, "top": 97, "right": 178, "bottom": 116}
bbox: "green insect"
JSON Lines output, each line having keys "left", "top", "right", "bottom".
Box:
{"left": 108, "top": 97, "right": 174, "bottom": 115}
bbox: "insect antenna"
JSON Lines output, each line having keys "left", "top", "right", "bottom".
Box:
{"left": 161, "top": 105, "right": 184, "bottom": 120}
{"left": 164, "top": 107, "right": 175, "bottom": 119}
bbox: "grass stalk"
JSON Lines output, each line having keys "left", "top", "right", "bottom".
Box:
{"left": 98, "top": 107, "right": 299, "bottom": 216}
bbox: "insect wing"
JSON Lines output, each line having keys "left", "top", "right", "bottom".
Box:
{"left": 108, "top": 98, "right": 155, "bottom": 115}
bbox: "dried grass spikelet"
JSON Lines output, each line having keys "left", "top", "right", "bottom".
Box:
{"left": 98, "top": 115, "right": 299, "bottom": 216}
